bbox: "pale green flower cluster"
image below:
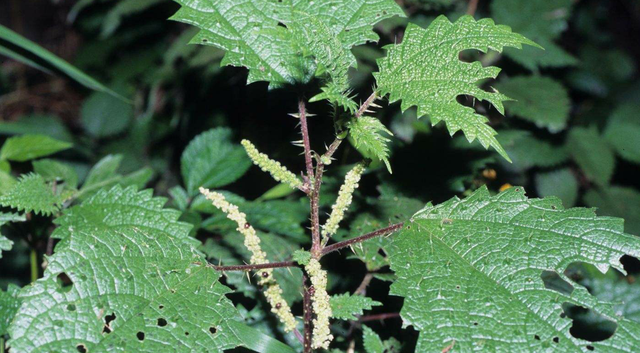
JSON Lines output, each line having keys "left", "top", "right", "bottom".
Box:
{"left": 200, "top": 187, "right": 297, "bottom": 332}
{"left": 321, "top": 163, "right": 365, "bottom": 243}
{"left": 241, "top": 139, "right": 303, "bottom": 190}
{"left": 306, "top": 258, "right": 333, "bottom": 349}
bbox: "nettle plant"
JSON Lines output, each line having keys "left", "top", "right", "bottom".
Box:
{"left": 2, "top": 0, "right": 640, "bottom": 352}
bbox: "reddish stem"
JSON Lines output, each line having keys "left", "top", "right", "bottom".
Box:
{"left": 211, "top": 261, "right": 296, "bottom": 272}
{"left": 321, "top": 223, "right": 404, "bottom": 257}
{"left": 359, "top": 312, "right": 401, "bottom": 322}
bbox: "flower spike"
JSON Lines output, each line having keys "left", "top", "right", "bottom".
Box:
{"left": 241, "top": 139, "right": 303, "bottom": 190}
{"left": 321, "top": 162, "right": 365, "bottom": 243}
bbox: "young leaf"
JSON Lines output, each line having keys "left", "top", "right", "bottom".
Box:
{"left": 389, "top": 186, "right": 640, "bottom": 351}
{"left": 181, "top": 128, "right": 250, "bottom": 195}
{"left": 348, "top": 116, "right": 393, "bottom": 173}
{"left": 330, "top": 293, "right": 381, "bottom": 320}
{"left": 567, "top": 127, "right": 615, "bottom": 187}
{"left": 0, "top": 134, "right": 71, "bottom": 162}
{"left": 0, "top": 174, "right": 63, "bottom": 216}
{"left": 375, "top": 16, "right": 539, "bottom": 162}
{"left": 495, "top": 76, "right": 570, "bottom": 133}
{"left": 8, "top": 186, "right": 247, "bottom": 352}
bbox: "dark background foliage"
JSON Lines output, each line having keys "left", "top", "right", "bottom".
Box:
{"left": 1, "top": 0, "right": 640, "bottom": 351}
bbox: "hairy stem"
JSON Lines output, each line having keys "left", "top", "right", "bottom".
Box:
{"left": 321, "top": 223, "right": 404, "bottom": 257}
{"left": 299, "top": 99, "right": 315, "bottom": 180}
{"left": 211, "top": 261, "right": 297, "bottom": 272}
{"left": 467, "top": 0, "right": 479, "bottom": 15}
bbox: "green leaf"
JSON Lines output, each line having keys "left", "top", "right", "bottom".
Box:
{"left": 0, "top": 170, "right": 16, "bottom": 195}
{"left": 0, "top": 134, "right": 72, "bottom": 162}
{"left": 362, "top": 326, "right": 385, "bottom": 353}
{"left": 567, "top": 127, "right": 615, "bottom": 187}
{"left": 585, "top": 186, "right": 640, "bottom": 236}
{"left": 292, "top": 249, "right": 311, "bottom": 266}
{"left": 604, "top": 103, "right": 640, "bottom": 164}
{"left": 77, "top": 155, "right": 152, "bottom": 201}
{"left": 580, "top": 272, "right": 640, "bottom": 325}
{"left": 81, "top": 92, "right": 133, "bottom": 138}
{"left": 375, "top": 16, "right": 538, "bottom": 162}
{"left": 495, "top": 76, "right": 570, "bottom": 132}
{"left": 389, "top": 186, "right": 640, "bottom": 351}
{"left": 170, "top": 0, "right": 403, "bottom": 88}
{"left": 33, "top": 159, "right": 79, "bottom": 189}
{"left": 491, "top": 0, "right": 577, "bottom": 70}
{"left": 0, "top": 174, "right": 63, "bottom": 216}
{"left": 348, "top": 117, "right": 393, "bottom": 173}
{"left": 100, "top": 0, "right": 165, "bottom": 38}
{"left": 0, "top": 284, "right": 21, "bottom": 337}
{"left": 496, "top": 130, "right": 569, "bottom": 170}
{"left": 330, "top": 293, "right": 381, "bottom": 320}
{"left": 0, "top": 213, "right": 26, "bottom": 259}
{"left": 8, "top": 186, "right": 247, "bottom": 352}
{"left": 181, "top": 128, "right": 251, "bottom": 195}
{"left": 334, "top": 214, "right": 392, "bottom": 271}
{"left": 0, "top": 114, "right": 72, "bottom": 142}
{"left": 535, "top": 168, "right": 578, "bottom": 207}
{"left": 0, "top": 24, "right": 126, "bottom": 101}
{"left": 82, "top": 154, "right": 123, "bottom": 189}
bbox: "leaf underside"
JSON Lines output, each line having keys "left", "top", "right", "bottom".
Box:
{"left": 389, "top": 186, "right": 640, "bottom": 352}
{"left": 8, "top": 186, "right": 245, "bottom": 353}
{"left": 375, "top": 15, "right": 539, "bottom": 162}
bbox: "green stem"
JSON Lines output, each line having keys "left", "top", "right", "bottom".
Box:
{"left": 1, "top": 336, "right": 5, "bottom": 353}
{"left": 30, "top": 248, "right": 38, "bottom": 282}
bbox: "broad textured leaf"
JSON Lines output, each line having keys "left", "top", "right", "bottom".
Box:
{"left": 170, "top": 0, "right": 403, "bottom": 88}
{"left": 585, "top": 186, "right": 640, "bottom": 236}
{"left": 33, "top": 159, "right": 79, "bottom": 189}
{"left": 495, "top": 76, "right": 570, "bottom": 133}
{"left": 491, "top": 0, "right": 577, "bottom": 70}
{"left": 567, "top": 127, "right": 615, "bottom": 187}
{"left": 8, "top": 186, "right": 247, "bottom": 352}
{"left": 0, "top": 284, "right": 21, "bottom": 336}
{"left": 0, "top": 134, "right": 71, "bottom": 162}
{"left": 535, "top": 168, "right": 578, "bottom": 207}
{"left": 362, "top": 326, "right": 385, "bottom": 353}
{"left": 389, "top": 186, "right": 640, "bottom": 352}
{"left": 81, "top": 92, "right": 133, "bottom": 138}
{"left": 0, "top": 174, "right": 63, "bottom": 216}
{"left": 604, "top": 103, "right": 640, "bottom": 164}
{"left": 181, "top": 128, "right": 250, "bottom": 195}
{"left": 348, "top": 116, "right": 393, "bottom": 173}
{"left": 330, "top": 293, "right": 381, "bottom": 320}
{"left": 581, "top": 272, "right": 640, "bottom": 324}
{"left": 375, "top": 16, "right": 538, "bottom": 161}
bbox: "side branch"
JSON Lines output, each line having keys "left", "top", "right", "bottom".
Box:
{"left": 321, "top": 223, "right": 404, "bottom": 257}
{"left": 211, "top": 261, "right": 297, "bottom": 272}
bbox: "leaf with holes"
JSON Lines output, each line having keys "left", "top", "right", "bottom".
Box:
{"left": 7, "top": 186, "right": 250, "bottom": 352}
{"left": 375, "top": 16, "right": 539, "bottom": 162}
{"left": 389, "top": 186, "right": 640, "bottom": 352}
{"left": 330, "top": 293, "right": 381, "bottom": 321}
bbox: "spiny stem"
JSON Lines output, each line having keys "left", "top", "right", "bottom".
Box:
{"left": 321, "top": 223, "right": 404, "bottom": 257}
{"left": 299, "top": 99, "right": 315, "bottom": 181}
{"left": 299, "top": 98, "right": 322, "bottom": 259}
{"left": 211, "top": 261, "right": 297, "bottom": 272}
{"left": 355, "top": 91, "right": 378, "bottom": 119}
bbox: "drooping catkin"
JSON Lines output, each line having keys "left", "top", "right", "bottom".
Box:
{"left": 199, "top": 187, "right": 297, "bottom": 332}
{"left": 241, "top": 139, "right": 303, "bottom": 190}
{"left": 321, "top": 163, "right": 365, "bottom": 243}
{"left": 306, "top": 258, "right": 333, "bottom": 349}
